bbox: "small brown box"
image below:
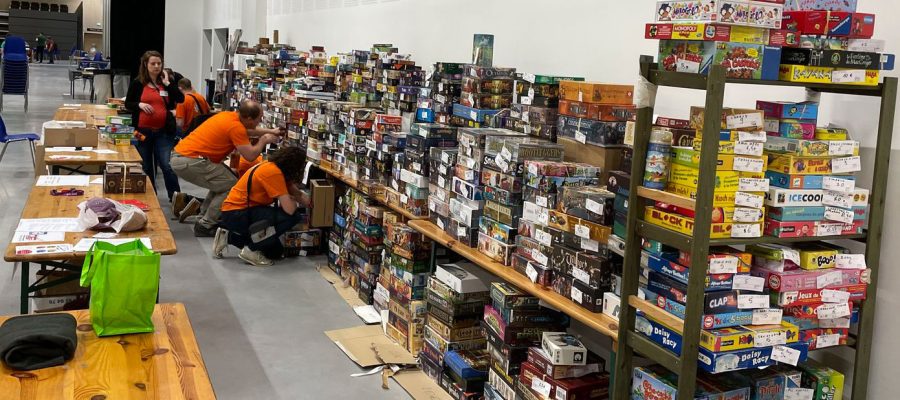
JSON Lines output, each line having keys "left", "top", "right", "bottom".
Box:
{"left": 311, "top": 179, "right": 335, "bottom": 227}
{"left": 104, "top": 162, "right": 146, "bottom": 194}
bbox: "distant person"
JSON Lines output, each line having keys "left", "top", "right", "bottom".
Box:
{"left": 34, "top": 32, "right": 46, "bottom": 63}
{"left": 174, "top": 78, "right": 210, "bottom": 134}
{"left": 170, "top": 100, "right": 281, "bottom": 237}
{"left": 215, "top": 147, "right": 310, "bottom": 266}
{"left": 89, "top": 43, "right": 97, "bottom": 58}
{"left": 124, "top": 50, "right": 185, "bottom": 202}
{"left": 45, "top": 37, "right": 57, "bottom": 64}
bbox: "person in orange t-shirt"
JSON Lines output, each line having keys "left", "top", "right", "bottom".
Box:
{"left": 170, "top": 100, "right": 281, "bottom": 237}
{"left": 174, "top": 78, "right": 210, "bottom": 135}
{"left": 214, "top": 147, "right": 310, "bottom": 266}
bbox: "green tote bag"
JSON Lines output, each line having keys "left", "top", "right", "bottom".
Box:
{"left": 79, "top": 240, "right": 160, "bottom": 336}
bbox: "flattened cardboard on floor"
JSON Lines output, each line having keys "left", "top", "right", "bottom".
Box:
{"left": 317, "top": 266, "right": 366, "bottom": 308}
{"left": 393, "top": 370, "right": 454, "bottom": 400}
{"left": 324, "top": 325, "right": 416, "bottom": 368}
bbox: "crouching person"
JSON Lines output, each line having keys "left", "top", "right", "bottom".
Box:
{"left": 213, "top": 147, "right": 310, "bottom": 266}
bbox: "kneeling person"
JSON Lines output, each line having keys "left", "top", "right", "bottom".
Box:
{"left": 214, "top": 147, "right": 310, "bottom": 266}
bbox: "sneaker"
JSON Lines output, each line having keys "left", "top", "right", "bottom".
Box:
{"left": 239, "top": 247, "right": 273, "bottom": 267}
{"left": 172, "top": 192, "right": 188, "bottom": 219}
{"left": 193, "top": 223, "right": 218, "bottom": 238}
{"left": 213, "top": 228, "right": 228, "bottom": 258}
{"left": 179, "top": 198, "right": 202, "bottom": 223}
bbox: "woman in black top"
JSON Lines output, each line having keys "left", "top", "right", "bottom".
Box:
{"left": 124, "top": 50, "right": 185, "bottom": 201}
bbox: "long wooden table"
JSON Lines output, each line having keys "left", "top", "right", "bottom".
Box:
{"left": 0, "top": 303, "right": 216, "bottom": 399}
{"left": 4, "top": 176, "right": 177, "bottom": 313}
{"left": 54, "top": 104, "right": 120, "bottom": 126}
{"left": 44, "top": 142, "right": 143, "bottom": 175}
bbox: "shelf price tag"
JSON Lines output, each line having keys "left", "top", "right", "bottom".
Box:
{"left": 731, "top": 223, "right": 761, "bottom": 238}
{"left": 400, "top": 194, "right": 409, "bottom": 204}
{"left": 822, "top": 176, "right": 855, "bottom": 193}
{"left": 784, "top": 388, "right": 814, "bottom": 400}
{"left": 437, "top": 177, "right": 446, "bottom": 189}
{"left": 836, "top": 254, "right": 867, "bottom": 270}
{"left": 733, "top": 207, "right": 763, "bottom": 223}
{"left": 531, "top": 378, "right": 552, "bottom": 398}
{"left": 829, "top": 140, "right": 857, "bottom": 156}
{"left": 755, "top": 331, "right": 788, "bottom": 347}
{"left": 738, "top": 130, "right": 767, "bottom": 142}
{"left": 521, "top": 95, "right": 533, "bottom": 106}
{"left": 735, "top": 192, "right": 764, "bottom": 208}
{"left": 816, "top": 302, "right": 851, "bottom": 319}
{"left": 572, "top": 267, "right": 591, "bottom": 285}
{"left": 456, "top": 227, "right": 467, "bottom": 238}
{"left": 466, "top": 157, "right": 476, "bottom": 169}
{"left": 574, "top": 224, "right": 591, "bottom": 239}
{"left": 675, "top": 59, "right": 700, "bottom": 73}
{"left": 500, "top": 146, "right": 512, "bottom": 161}
{"left": 733, "top": 156, "right": 765, "bottom": 173}
{"left": 708, "top": 256, "right": 739, "bottom": 274}
{"left": 824, "top": 206, "right": 854, "bottom": 224}
{"left": 581, "top": 237, "right": 600, "bottom": 252}
{"left": 732, "top": 275, "right": 766, "bottom": 292}
{"left": 464, "top": 169, "right": 474, "bottom": 181}
{"left": 823, "top": 191, "right": 853, "bottom": 209}
{"left": 771, "top": 345, "right": 801, "bottom": 366}
{"left": 819, "top": 316, "right": 851, "bottom": 329}
{"left": 536, "top": 196, "right": 549, "bottom": 208}
{"left": 738, "top": 294, "right": 770, "bottom": 309}
{"left": 726, "top": 113, "right": 763, "bottom": 130}
{"left": 586, "top": 199, "right": 604, "bottom": 215}
{"left": 816, "top": 223, "right": 843, "bottom": 237}
{"left": 831, "top": 156, "right": 862, "bottom": 173}
{"left": 738, "top": 178, "right": 769, "bottom": 192}
{"left": 575, "top": 131, "right": 587, "bottom": 144}
{"left": 522, "top": 73, "right": 536, "bottom": 84}
{"left": 525, "top": 263, "right": 539, "bottom": 283}
{"left": 817, "top": 270, "right": 843, "bottom": 289}
{"left": 538, "top": 210, "right": 549, "bottom": 225}
{"left": 535, "top": 229, "right": 552, "bottom": 246}
{"left": 816, "top": 334, "right": 842, "bottom": 349}
{"left": 531, "top": 249, "right": 549, "bottom": 266}
{"left": 571, "top": 286, "right": 584, "bottom": 303}
{"left": 436, "top": 218, "right": 445, "bottom": 230}
{"left": 820, "top": 289, "right": 851, "bottom": 304}
{"left": 735, "top": 141, "right": 764, "bottom": 156}
{"left": 752, "top": 308, "right": 783, "bottom": 325}
{"left": 469, "top": 110, "right": 479, "bottom": 121}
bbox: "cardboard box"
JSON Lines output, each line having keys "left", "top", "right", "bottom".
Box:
{"left": 435, "top": 263, "right": 488, "bottom": 294}
{"left": 669, "top": 163, "right": 765, "bottom": 191}
{"left": 764, "top": 137, "right": 859, "bottom": 157}
{"left": 103, "top": 162, "right": 147, "bottom": 194}
{"left": 310, "top": 180, "right": 334, "bottom": 227}
{"left": 767, "top": 154, "right": 834, "bottom": 175}
{"left": 557, "top": 81, "right": 634, "bottom": 105}
{"left": 644, "top": 206, "right": 761, "bottom": 239}
{"left": 540, "top": 332, "right": 587, "bottom": 366}
{"left": 778, "top": 65, "right": 880, "bottom": 86}
{"left": 42, "top": 126, "right": 100, "bottom": 147}
{"left": 697, "top": 341, "right": 809, "bottom": 374}
{"left": 756, "top": 100, "right": 820, "bottom": 120}
{"left": 799, "top": 360, "right": 845, "bottom": 400}
{"left": 700, "top": 322, "right": 799, "bottom": 353}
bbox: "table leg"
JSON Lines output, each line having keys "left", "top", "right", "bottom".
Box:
{"left": 20, "top": 261, "right": 29, "bottom": 314}
{"left": 52, "top": 165, "right": 59, "bottom": 175}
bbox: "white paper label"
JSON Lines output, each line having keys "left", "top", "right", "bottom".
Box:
{"left": 571, "top": 286, "right": 584, "bottom": 302}
{"left": 731, "top": 223, "right": 762, "bottom": 238}
{"left": 535, "top": 229, "right": 552, "bottom": 246}
{"left": 438, "top": 177, "right": 446, "bottom": 188}
{"left": 832, "top": 69, "right": 866, "bottom": 83}
{"left": 782, "top": 249, "right": 801, "bottom": 265}
{"left": 823, "top": 191, "right": 853, "bottom": 209}
{"left": 582, "top": 199, "right": 603, "bottom": 216}
{"left": 821, "top": 289, "right": 852, "bottom": 304}
{"left": 522, "top": 111, "right": 530, "bottom": 123}
{"left": 466, "top": 157, "right": 476, "bottom": 169}
{"left": 521, "top": 96, "right": 533, "bottom": 105}
{"left": 470, "top": 110, "right": 478, "bottom": 120}
{"left": 523, "top": 73, "right": 536, "bottom": 84}
{"left": 536, "top": 196, "right": 549, "bottom": 208}
{"left": 755, "top": 331, "right": 788, "bottom": 347}
{"left": 822, "top": 176, "right": 855, "bottom": 193}
{"left": 819, "top": 317, "right": 852, "bottom": 329}
{"left": 575, "top": 131, "right": 587, "bottom": 144}
{"left": 829, "top": 141, "right": 856, "bottom": 156}
{"left": 817, "top": 302, "right": 851, "bottom": 319}
{"left": 531, "top": 248, "right": 549, "bottom": 266}
{"left": 735, "top": 192, "right": 764, "bottom": 208}
{"left": 785, "top": 388, "right": 814, "bottom": 400}
{"left": 581, "top": 238, "right": 600, "bottom": 253}
{"left": 771, "top": 345, "right": 801, "bottom": 366}
{"left": 437, "top": 219, "right": 445, "bottom": 230}
{"left": 732, "top": 275, "right": 766, "bottom": 292}
{"left": 709, "top": 256, "right": 739, "bottom": 274}
{"left": 500, "top": 147, "right": 512, "bottom": 161}
{"left": 575, "top": 224, "right": 591, "bottom": 239}
{"left": 726, "top": 113, "right": 763, "bottom": 130}
{"left": 831, "top": 156, "right": 862, "bottom": 173}
{"left": 816, "top": 334, "right": 842, "bottom": 348}
{"left": 328, "top": 241, "right": 340, "bottom": 254}
{"left": 734, "top": 141, "right": 765, "bottom": 156}
{"left": 429, "top": 201, "right": 437, "bottom": 212}
{"left": 441, "top": 153, "right": 450, "bottom": 164}
{"left": 459, "top": 185, "right": 469, "bottom": 197}
{"left": 528, "top": 163, "right": 538, "bottom": 176}
{"left": 463, "top": 169, "right": 474, "bottom": 181}
{"left": 816, "top": 223, "right": 843, "bottom": 237}
{"left": 817, "top": 270, "right": 843, "bottom": 289}
{"left": 738, "top": 130, "right": 767, "bottom": 142}
{"left": 753, "top": 309, "right": 784, "bottom": 325}
{"left": 738, "top": 294, "right": 770, "bottom": 309}
{"left": 836, "top": 254, "right": 867, "bottom": 270}
{"left": 538, "top": 211, "right": 549, "bottom": 225}
{"left": 733, "top": 207, "right": 763, "bottom": 223}
{"left": 456, "top": 227, "right": 467, "bottom": 238}
{"left": 531, "top": 378, "right": 552, "bottom": 398}
{"left": 676, "top": 59, "right": 700, "bottom": 73}
{"left": 824, "top": 206, "right": 855, "bottom": 224}
{"left": 526, "top": 263, "right": 539, "bottom": 283}
{"left": 528, "top": 88, "right": 536, "bottom": 99}
{"left": 496, "top": 158, "right": 510, "bottom": 173}
{"left": 400, "top": 194, "right": 409, "bottom": 205}
{"left": 392, "top": 181, "right": 399, "bottom": 191}
{"left": 573, "top": 268, "right": 591, "bottom": 285}
{"left": 739, "top": 178, "right": 769, "bottom": 192}
{"left": 733, "top": 156, "right": 765, "bottom": 173}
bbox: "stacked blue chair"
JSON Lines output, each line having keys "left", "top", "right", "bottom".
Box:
{"left": 1, "top": 36, "right": 29, "bottom": 111}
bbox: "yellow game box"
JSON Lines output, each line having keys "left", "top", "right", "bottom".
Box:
{"left": 666, "top": 183, "right": 740, "bottom": 206}
{"left": 767, "top": 154, "right": 834, "bottom": 175}
{"left": 779, "top": 65, "right": 879, "bottom": 86}
{"left": 815, "top": 127, "right": 850, "bottom": 141}
{"left": 700, "top": 322, "right": 800, "bottom": 353}
{"left": 798, "top": 245, "right": 839, "bottom": 270}
{"left": 690, "top": 107, "right": 765, "bottom": 131}
{"left": 669, "top": 163, "right": 765, "bottom": 191}
{"left": 672, "top": 147, "right": 768, "bottom": 172}
{"left": 644, "top": 206, "right": 760, "bottom": 239}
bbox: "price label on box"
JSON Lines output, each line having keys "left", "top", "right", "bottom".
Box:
{"left": 823, "top": 176, "right": 855, "bottom": 193}
{"left": 429, "top": 201, "right": 436, "bottom": 212}
{"left": 735, "top": 141, "right": 764, "bottom": 156}
{"left": 586, "top": 199, "right": 603, "bottom": 215}
{"left": 572, "top": 267, "right": 590, "bottom": 285}
{"left": 817, "top": 303, "right": 851, "bottom": 319}
{"left": 581, "top": 237, "right": 600, "bottom": 252}
{"left": 392, "top": 180, "right": 400, "bottom": 191}
{"left": 575, "top": 224, "right": 591, "bottom": 239}
{"left": 521, "top": 96, "right": 533, "bottom": 105}
{"left": 739, "top": 178, "right": 769, "bottom": 192}
{"left": 539, "top": 211, "right": 549, "bottom": 225}
{"left": 820, "top": 289, "right": 851, "bottom": 304}
{"left": 726, "top": 113, "right": 763, "bottom": 130}
{"left": 731, "top": 223, "right": 762, "bottom": 238}
{"left": 824, "top": 206, "right": 854, "bottom": 224}
{"left": 441, "top": 153, "right": 450, "bottom": 164}
{"left": 785, "top": 388, "right": 814, "bottom": 400}
{"left": 536, "top": 196, "right": 549, "bottom": 208}
{"left": 523, "top": 73, "right": 536, "bottom": 83}
{"left": 400, "top": 194, "right": 409, "bottom": 204}
{"left": 738, "top": 130, "right": 767, "bottom": 142}
{"left": 676, "top": 59, "right": 700, "bottom": 73}
{"left": 732, "top": 274, "right": 765, "bottom": 292}
{"left": 437, "top": 218, "right": 445, "bottom": 230}
{"left": 496, "top": 158, "right": 510, "bottom": 173}
{"left": 781, "top": 248, "right": 800, "bottom": 265}
{"left": 753, "top": 309, "right": 783, "bottom": 325}
{"left": 734, "top": 156, "right": 765, "bottom": 173}
{"left": 755, "top": 331, "right": 788, "bottom": 347}
{"left": 575, "top": 131, "right": 587, "bottom": 144}
{"left": 470, "top": 110, "right": 479, "bottom": 121}
{"left": 733, "top": 207, "right": 763, "bottom": 223}
{"left": 735, "top": 192, "right": 764, "bottom": 208}
{"left": 823, "top": 191, "right": 853, "bottom": 209}
{"left": 738, "top": 294, "right": 770, "bottom": 309}
{"left": 535, "top": 229, "right": 552, "bottom": 246}
{"left": 571, "top": 286, "right": 584, "bottom": 302}
{"left": 832, "top": 69, "right": 866, "bottom": 83}
{"left": 438, "top": 177, "right": 446, "bottom": 188}
{"left": 464, "top": 169, "right": 474, "bottom": 181}
{"left": 816, "top": 334, "right": 841, "bottom": 349}
{"left": 500, "top": 146, "right": 512, "bottom": 161}
{"left": 457, "top": 227, "right": 467, "bottom": 238}
{"left": 836, "top": 254, "right": 866, "bottom": 270}
{"left": 771, "top": 345, "right": 801, "bottom": 366}
{"left": 817, "top": 270, "right": 843, "bottom": 289}
{"left": 820, "top": 317, "right": 851, "bottom": 329}
{"left": 709, "top": 256, "right": 739, "bottom": 274}
{"left": 531, "top": 248, "right": 549, "bottom": 266}
{"left": 459, "top": 185, "right": 469, "bottom": 197}
{"left": 466, "top": 158, "right": 476, "bottom": 169}
{"left": 816, "top": 223, "right": 843, "bottom": 237}
{"left": 531, "top": 378, "right": 552, "bottom": 398}
{"left": 831, "top": 156, "right": 862, "bottom": 173}
{"left": 522, "top": 111, "right": 530, "bottom": 123}
{"left": 829, "top": 141, "right": 857, "bottom": 156}
{"left": 526, "top": 263, "right": 539, "bottom": 283}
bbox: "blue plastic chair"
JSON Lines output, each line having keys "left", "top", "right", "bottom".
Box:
{"left": 2, "top": 36, "right": 27, "bottom": 62}
{"left": 1, "top": 35, "right": 29, "bottom": 111}
{"left": 0, "top": 114, "right": 39, "bottom": 166}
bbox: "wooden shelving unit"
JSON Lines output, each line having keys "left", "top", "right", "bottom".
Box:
{"left": 317, "top": 164, "right": 427, "bottom": 221}
{"left": 407, "top": 219, "right": 620, "bottom": 340}
{"left": 611, "top": 56, "right": 897, "bottom": 400}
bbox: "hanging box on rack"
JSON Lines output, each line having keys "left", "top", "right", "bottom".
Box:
{"left": 103, "top": 162, "right": 146, "bottom": 194}
{"left": 310, "top": 179, "right": 334, "bottom": 227}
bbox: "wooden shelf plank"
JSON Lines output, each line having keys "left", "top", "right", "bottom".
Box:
{"left": 318, "top": 164, "right": 427, "bottom": 221}
{"left": 629, "top": 296, "right": 684, "bottom": 334}
{"left": 637, "top": 187, "right": 695, "bottom": 210}
{"left": 407, "top": 220, "right": 619, "bottom": 341}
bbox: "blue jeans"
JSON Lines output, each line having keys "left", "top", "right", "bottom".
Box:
{"left": 135, "top": 129, "right": 181, "bottom": 200}
{"left": 221, "top": 206, "right": 302, "bottom": 260}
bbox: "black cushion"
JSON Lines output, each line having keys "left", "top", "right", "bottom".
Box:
{"left": 0, "top": 313, "right": 77, "bottom": 371}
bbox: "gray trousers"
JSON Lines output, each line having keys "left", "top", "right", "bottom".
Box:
{"left": 171, "top": 154, "right": 237, "bottom": 229}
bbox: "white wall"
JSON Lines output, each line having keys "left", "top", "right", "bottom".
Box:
{"left": 164, "top": 0, "right": 204, "bottom": 88}
{"left": 265, "top": 0, "right": 900, "bottom": 397}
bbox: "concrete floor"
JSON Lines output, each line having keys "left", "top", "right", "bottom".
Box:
{"left": 0, "top": 64, "right": 410, "bottom": 400}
